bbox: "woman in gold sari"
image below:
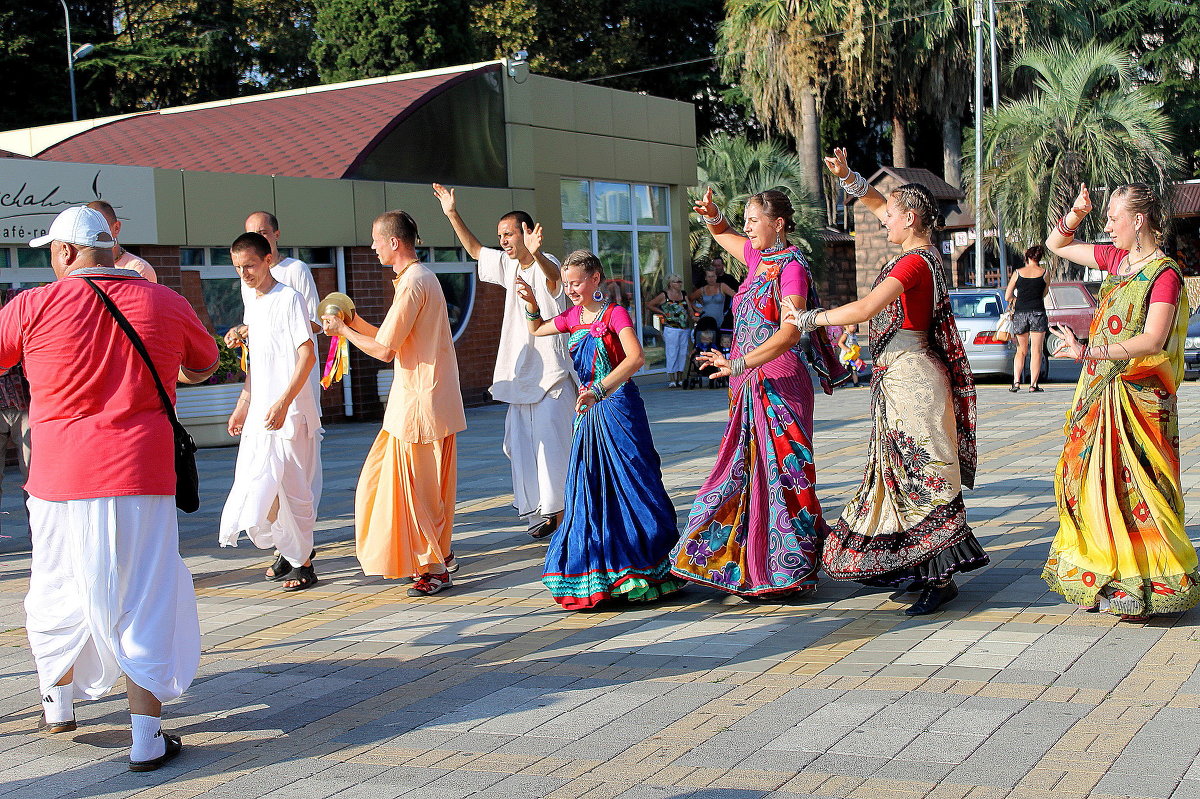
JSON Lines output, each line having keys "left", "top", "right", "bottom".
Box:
{"left": 1044, "top": 183, "right": 1200, "bottom": 621}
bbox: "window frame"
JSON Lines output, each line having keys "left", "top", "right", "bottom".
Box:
{"left": 560, "top": 179, "right": 674, "bottom": 373}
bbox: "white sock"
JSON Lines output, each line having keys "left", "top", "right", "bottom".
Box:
{"left": 130, "top": 714, "right": 165, "bottom": 762}
{"left": 41, "top": 684, "right": 73, "bottom": 724}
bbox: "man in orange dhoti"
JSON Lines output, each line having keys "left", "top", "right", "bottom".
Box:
{"left": 321, "top": 211, "right": 466, "bottom": 597}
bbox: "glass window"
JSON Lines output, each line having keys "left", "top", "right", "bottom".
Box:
{"left": 0, "top": 249, "right": 10, "bottom": 268}
{"left": 181, "top": 248, "right": 206, "bottom": 267}
{"left": 436, "top": 273, "right": 475, "bottom": 339}
{"left": 433, "top": 247, "right": 464, "bottom": 263}
{"left": 594, "top": 182, "right": 632, "bottom": 225}
{"left": 208, "top": 248, "right": 233, "bottom": 266}
{"left": 202, "top": 278, "right": 244, "bottom": 334}
{"left": 638, "top": 232, "right": 671, "bottom": 371}
{"left": 16, "top": 248, "right": 50, "bottom": 269}
{"left": 298, "top": 247, "right": 332, "bottom": 265}
{"left": 597, "top": 231, "right": 634, "bottom": 313}
{"left": 561, "top": 180, "right": 674, "bottom": 373}
{"left": 563, "top": 229, "right": 592, "bottom": 255}
{"left": 560, "top": 179, "right": 591, "bottom": 224}
{"left": 635, "top": 185, "right": 670, "bottom": 226}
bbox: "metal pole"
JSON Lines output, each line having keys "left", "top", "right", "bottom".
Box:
{"left": 60, "top": 0, "right": 76, "bottom": 121}
{"left": 988, "top": 0, "right": 1008, "bottom": 283}
{"left": 973, "top": 0, "right": 984, "bottom": 287}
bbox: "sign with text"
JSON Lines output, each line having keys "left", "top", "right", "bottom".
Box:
{"left": 0, "top": 160, "right": 158, "bottom": 245}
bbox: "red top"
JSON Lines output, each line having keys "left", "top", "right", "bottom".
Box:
{"left": 889, "top": 253, "right": 934, "bottom": 330}
{"left": 1093, "top": 245, "right": 1182, "bottom": 305}
{"left": 554, "top": 303, "right": 635, "bottom": 367}
{"left": 0, "top": 271, "right": 218, "bottom": 501}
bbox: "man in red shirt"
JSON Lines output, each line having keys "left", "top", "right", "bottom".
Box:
{"left": 0, "top": 207, "right": 218, "bottom": 771}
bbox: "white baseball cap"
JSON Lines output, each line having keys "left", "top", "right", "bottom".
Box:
{"left": 30, "top": 206, "right": 114, "bottom": 248}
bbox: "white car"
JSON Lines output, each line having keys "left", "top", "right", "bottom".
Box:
{"left": 949, "top": 289, "right": 1015, "bottom": 377}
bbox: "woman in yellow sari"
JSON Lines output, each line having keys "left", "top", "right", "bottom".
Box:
{"left": 1044, "top": 182, "right": 1200, "bottom": 621}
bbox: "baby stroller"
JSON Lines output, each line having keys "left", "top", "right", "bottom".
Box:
{"left": 682, "top": 317, "right": 732, "bottom": 390}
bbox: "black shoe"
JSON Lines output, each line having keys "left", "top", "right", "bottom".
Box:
{"left": 905, "top": 580, "right": 959, "bottom": 616}
{"left": 1008, "top": 383, "right": 1020, "bottom": 392}
{"left": 129, "top": 732, "right": 182, "bottom": 772}
{"left": 1029, "top": 385, "right": 1044, "bottom": 393}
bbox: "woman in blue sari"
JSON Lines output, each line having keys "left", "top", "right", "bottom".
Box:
{"left": 516, "top": 250, "right": 684, "bottom": 610}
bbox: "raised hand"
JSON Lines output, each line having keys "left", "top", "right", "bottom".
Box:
{"left": 575, "top": 387, "right": 598, "bottom": 414}
{"left": 1050, "top": 324, "right": 1081, "bottom": 359}
{"left": 321, "top": 314, "right": 346, "bottom": 338}
{"left": 432, "top": 183, "right": 456, "bottom": 215}
{"left": 692, "top": 186, "right": 718, "bottom": 219}
{"left": 1070, "top": 184, "right": 1092, "bottom": 218}
{"left": 695, "top": 349, "right": 732, "bottom": 378}
{"left": 523, "top": 222, "right": 543, "bottom": 257}
{"left": 823, "top": 147, "right": 851, "bottom": 180}
{"left": 224, "top": 325, "right": 248, "bottom": 348}
{"left": 514, "top": 274, "right": 539, "bottom": 312}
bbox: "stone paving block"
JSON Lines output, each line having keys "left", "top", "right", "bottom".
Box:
{"left": 1094, "top": 770, "right": 1181, "bottom": 799}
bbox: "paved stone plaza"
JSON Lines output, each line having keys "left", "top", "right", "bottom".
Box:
{"left": 2, "top": 365, "right": 1199, "bottom": 799}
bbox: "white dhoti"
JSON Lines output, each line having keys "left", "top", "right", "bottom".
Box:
{"left": 503, "top": 377, "right": 575, "bottom": 520}
{"left": 219, "top": 421, "right": 322, "bottom": 568}
{"left": 25, "top": 495, "right": 200, "bottom": 701}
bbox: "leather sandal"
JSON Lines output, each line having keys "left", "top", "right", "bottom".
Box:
{"left": 530, "top": 516, "right": 559, "bottom": 539}
{"left": 281, "top": 564, "right": 318, "bottom": 592}
{"left": 905, "top": 580, "right": 959, "bottom": 616}
{"left": 266, "top": 548, "right": 316, "bottom": 582}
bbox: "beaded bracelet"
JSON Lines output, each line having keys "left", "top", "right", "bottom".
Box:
{"left": 841, "top": 171, "right": 870, "bottom": 199}
{"left": 525, "top": 308, "right": 542, "bottom": 321}
{"left": 591, "top": 381, "right": 608, "bottom": 401}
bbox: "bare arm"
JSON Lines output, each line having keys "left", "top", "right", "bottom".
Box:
{"left": 1004, "top": 270, "right": 1019, "bottom": 305}
{"left": 699, "top": 294, "right": 804, "bottom": 376}
{"left": 1045, "top": 183, "right": 1100, "bottom": 270}
{"left": 578, "top": 325, "right": 644, "bottom": 413}
{"left": 179, "top": 359, "right": 219, "bottom": 384}
{"left": 1054, "top": 301, "right": 1176, "bottom": 360}
{"left": 227, "top": 372, "right": 251, "bottom": 436}
{"left": 645, "top": 291, "right": 667, "bottom": 316}
{"left": 433, "top": 183, "right": 485, "bottom": 260}
{"left": 693, "top": 187, "right": 750, "bottom": 266}
{"left": 824, "top": 147, "right": 887, "bottom": 222}
{"left": 818, "top": 277, "right": 906, "bottom": 328}
{"left": 514, "top": 274, "right": 566, "bottom": 337}
{"left": 323, "top": 313, "right": 395, "bottom": 363}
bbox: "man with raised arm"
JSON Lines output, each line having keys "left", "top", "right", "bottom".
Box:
{"left": 2, "top": 206, "right": 218, "bottom": 771}
{"left": 433, "top": 184, "right": 575, "bottom": 539}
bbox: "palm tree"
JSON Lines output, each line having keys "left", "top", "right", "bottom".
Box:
{"left": 977, "top": 39, "right": 1180, "bottom": 275}
{"left": 718, "top": 0, "right": 838, "bottom": 221}
{"left": 691, "top": 133, "right": 826, "bottom": 277}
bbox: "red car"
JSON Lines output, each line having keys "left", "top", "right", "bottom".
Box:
{"left": 1044, "top": 281, "right": 1099, "bottom": 340}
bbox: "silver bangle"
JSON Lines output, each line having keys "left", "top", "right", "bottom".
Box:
{"left": 729, "top": 357, "right": 747, "bottom": 377}
{"left": 702, "top": 209, "right": 725, "bottom": 227}
{"left": 795, "top": 308, "right": 824, "bottom": 333}
{"left": 841, "top": 171, "right": 869, "bottom": 199}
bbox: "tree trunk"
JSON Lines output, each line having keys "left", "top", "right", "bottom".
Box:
{"left": 942, "top": 114, "right": 963, "bottom": 189}
{"left": 799, "top": 83, "right": 827, "bottom": 225}
{"left": 891, "top": 112, "right": 908, "bottom": 168}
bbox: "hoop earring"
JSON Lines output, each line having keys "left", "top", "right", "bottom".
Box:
{"left": 593, "top": 290, "right": 604, "bottom": 302}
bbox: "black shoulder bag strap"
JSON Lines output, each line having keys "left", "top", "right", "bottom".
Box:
{"left": 81, "top": 276, "right": 200, "bottom": 511}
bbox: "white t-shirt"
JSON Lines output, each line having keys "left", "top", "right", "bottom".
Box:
{"left": 241, "top": 256, "right": 321, "bottom": 415}
{"left": 242, "top": 283, "right": 321, "bottom": 438}
{"left": 477, "top": 247, "right": 575, "bottom": 405}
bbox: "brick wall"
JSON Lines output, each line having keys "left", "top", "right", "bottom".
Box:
{"left": 817, "top": 240, "right": 857, "bottom": 307}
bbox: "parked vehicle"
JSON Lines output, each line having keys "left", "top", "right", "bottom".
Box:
{"left": 949, "top": 288, "right": 1014, "bottom": 377}
{"left": 1184, "top": 308, "right": 1200, "bottom": 380}
{"left": 1045, "top": 281, "right": 1099, "bottom": 340}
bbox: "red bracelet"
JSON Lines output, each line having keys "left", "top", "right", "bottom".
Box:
{"left": 1056, "top": 216, "right": 1078, "bottom": 238}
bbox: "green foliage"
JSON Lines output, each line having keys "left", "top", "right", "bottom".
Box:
{"left": 310, "top": 0, "right": 476, "bottom": 82}
{"left": 204, "top": 335, "right": 246, "bottom": 385}
{"left": 976, "top": 39, "right": 1181, "bottom": 275}
{"left": 692, "top": 133, "right": 826, "bottom": 277}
